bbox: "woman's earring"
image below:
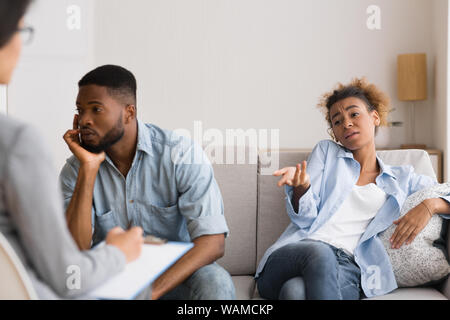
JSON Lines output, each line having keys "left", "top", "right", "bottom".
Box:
{"left": 327, "top": 127, "right": 337, "bottom": 142}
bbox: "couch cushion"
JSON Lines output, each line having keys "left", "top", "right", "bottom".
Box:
{"left": 231, "top": 275, "right": 256, "bottom": 300}
{"left": 252, "top": 283, "right": 447, "bottom": 300}
{"left": 257, "top": 150, "right": 310, "bottom": 265}
{"left": 364, "top": 287, "right": 448, "bottom": 300}
{"left": 211, "top": 146, "right": 258, "bottom": 275}
{"left": 376, "top": 149, "right": 437, "bottom": 179}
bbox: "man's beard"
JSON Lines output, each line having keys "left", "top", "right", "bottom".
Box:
{"left": 81, "top": 117, "right": 125, "bottom": 154}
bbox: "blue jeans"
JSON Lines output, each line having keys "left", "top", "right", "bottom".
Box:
{"left": 160, "top": 263, "right": 236, "bottom": 300}
{"left": 256, "top": 239, "right": 362, "bottom": 300}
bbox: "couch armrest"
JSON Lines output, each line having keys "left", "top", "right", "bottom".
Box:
{"left": 445, "top": 222, "right": 450, "bottom": 299}
{"left": 441, "top": 276, "right": 450, "bottom": 299}
{"left": 448, "top": 218, "right": 450, "bottom": 260}
{"left": 441, "top": 221, "right": 450, "bottom": 299}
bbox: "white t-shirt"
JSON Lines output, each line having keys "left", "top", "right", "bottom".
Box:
{"left": 308, "top": 183, "right": 388, "bottom": 255}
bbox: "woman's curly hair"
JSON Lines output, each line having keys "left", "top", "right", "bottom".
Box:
{"left": 317, "top": 77, "right": 392, "bottom": 141}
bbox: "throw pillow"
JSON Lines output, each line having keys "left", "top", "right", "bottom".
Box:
{"left": 379, "top": 183, "right": 450, "bottom": 287}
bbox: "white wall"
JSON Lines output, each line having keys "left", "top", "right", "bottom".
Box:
{"left": 432, "top": 0, "right": 449, "bottom": 182}
{"left": 6, "top": 0, "right": 94, "bottom": 169}
{"left": 5, "top": 0, "right": 446, "bottom": 170}
{"left": 93, "top": 0, "right": 436, "bottom": 151}
{"left": 0, "top": 86, "right": 6, "bottom": 114}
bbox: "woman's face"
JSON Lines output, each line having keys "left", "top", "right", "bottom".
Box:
{"left": 0, "top": 18, "right": 23, "bottom": 84}
{"left": 329, "top": 96, "right": 380, "bottom": 151}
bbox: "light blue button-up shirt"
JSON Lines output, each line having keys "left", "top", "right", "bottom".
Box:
{"left": 60, "top": 121, "right": 229, "bottom": 246}
{"left": 255, "top": 139, "right": 450, "bottom": 298}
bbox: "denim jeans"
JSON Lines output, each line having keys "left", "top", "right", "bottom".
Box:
{"left": 160, "top": 262, "right": 236, "bottom": 300}
{"left": 256, "top": 239, "right": 362, "bottom": 300}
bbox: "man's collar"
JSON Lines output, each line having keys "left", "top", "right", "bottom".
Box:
{"left": 136, "top": 119, "right": 153, "bottom": 156}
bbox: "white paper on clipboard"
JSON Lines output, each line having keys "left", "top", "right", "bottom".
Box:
{"left": 88, "top": 241, "right": 193, "bottom": 300}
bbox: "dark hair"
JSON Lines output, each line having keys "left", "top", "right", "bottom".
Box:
{"left": 326, "top": 87, "right": 375, "bottom": 113}
{"left": 78, "top": 65, "right": 137, "bottom": 106}
{"left": 0, "top": 0, "right": 32, "bottom": 48}
{"left": 318, "top": 77, "right": 391, "bottom": 141}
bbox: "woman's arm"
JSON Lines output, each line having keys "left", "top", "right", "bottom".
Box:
{"left": 274, "top": 161, "right": 310, "bottom": 213}
{"left": 275, "top": 140, "right": 328, "bottom": 230}
{"left": 424, "top": 197, "right": 450, "bottom": 215}
{"left": 292, "top": 181, "right": 311, "bottom": 213}
{"left": 390, "top": 198, "right": 450, "bottom": 249}
{"left": 390, "top": 168, "right": 450, "bottom": 249}
{"left": 407, "top": 168, "right": 450, "bottom": 220}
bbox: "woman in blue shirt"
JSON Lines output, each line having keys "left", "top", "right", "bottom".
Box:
{"left": 255, "top": 78, "right": 450, "bottom": 299}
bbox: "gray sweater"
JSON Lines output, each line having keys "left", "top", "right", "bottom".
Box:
{"left": 0, "top": 114, "right": 126, "bottom": 299}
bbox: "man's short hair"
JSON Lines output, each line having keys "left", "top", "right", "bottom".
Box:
{"left": 78, "top": 65, "right": 137, "bottom": 106}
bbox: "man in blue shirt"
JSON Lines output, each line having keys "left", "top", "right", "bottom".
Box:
{"left": 59, "top": 65, "right": 235, "bottom": 300}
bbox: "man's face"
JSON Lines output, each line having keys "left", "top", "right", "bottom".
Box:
{"left": 76, "top": 85, "right": 125, "bottom": 153}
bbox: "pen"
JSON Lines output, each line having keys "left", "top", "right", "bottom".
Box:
{"left": 128, "top": 219, "right": 167, "bottom": 244}
{"left": 144, "top": 235, "right": 168, "bottom": 245}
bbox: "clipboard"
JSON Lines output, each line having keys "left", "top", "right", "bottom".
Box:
{"left": 88, "top": 241, "right": 193, "bottom": 300}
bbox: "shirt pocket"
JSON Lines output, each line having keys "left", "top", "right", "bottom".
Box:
{"left": 93, "top": 210, "right": 119, "bottom": 244}
{"left": 139, "top": 203, "right": 187, "bottom": 241}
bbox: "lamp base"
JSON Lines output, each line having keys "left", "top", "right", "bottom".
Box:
{"left": 400, "top": 144, "right": 427, "bottom": 150}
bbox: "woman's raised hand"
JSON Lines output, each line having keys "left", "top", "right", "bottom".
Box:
{"left": 273, "top": 160, "right": 310, "bottom": 188}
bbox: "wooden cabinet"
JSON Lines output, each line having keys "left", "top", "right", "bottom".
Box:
{"left": 426, "top": 149, "right": 443, "bottom": 183}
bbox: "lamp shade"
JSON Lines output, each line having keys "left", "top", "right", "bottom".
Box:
{"left": 397, "top": 53, "right": 427, "bottom": 101}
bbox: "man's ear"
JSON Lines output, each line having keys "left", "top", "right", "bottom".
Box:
{"left": 124, "top": 104, "right": 136, "bottom": 124}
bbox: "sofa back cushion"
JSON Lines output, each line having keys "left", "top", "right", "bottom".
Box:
{"left": 257, "top": 150, "right": 310, "bottom": 264}
{"left": 211, "top": 146, "right": 258, "bottom": 275}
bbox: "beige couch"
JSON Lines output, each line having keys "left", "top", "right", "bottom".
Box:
{"left": 214, "top": 147, "right": 450, "bottom": 300}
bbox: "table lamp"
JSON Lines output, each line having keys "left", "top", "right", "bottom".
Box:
{"left": 397, "top": 53, "right": 428, "bottom": 149}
